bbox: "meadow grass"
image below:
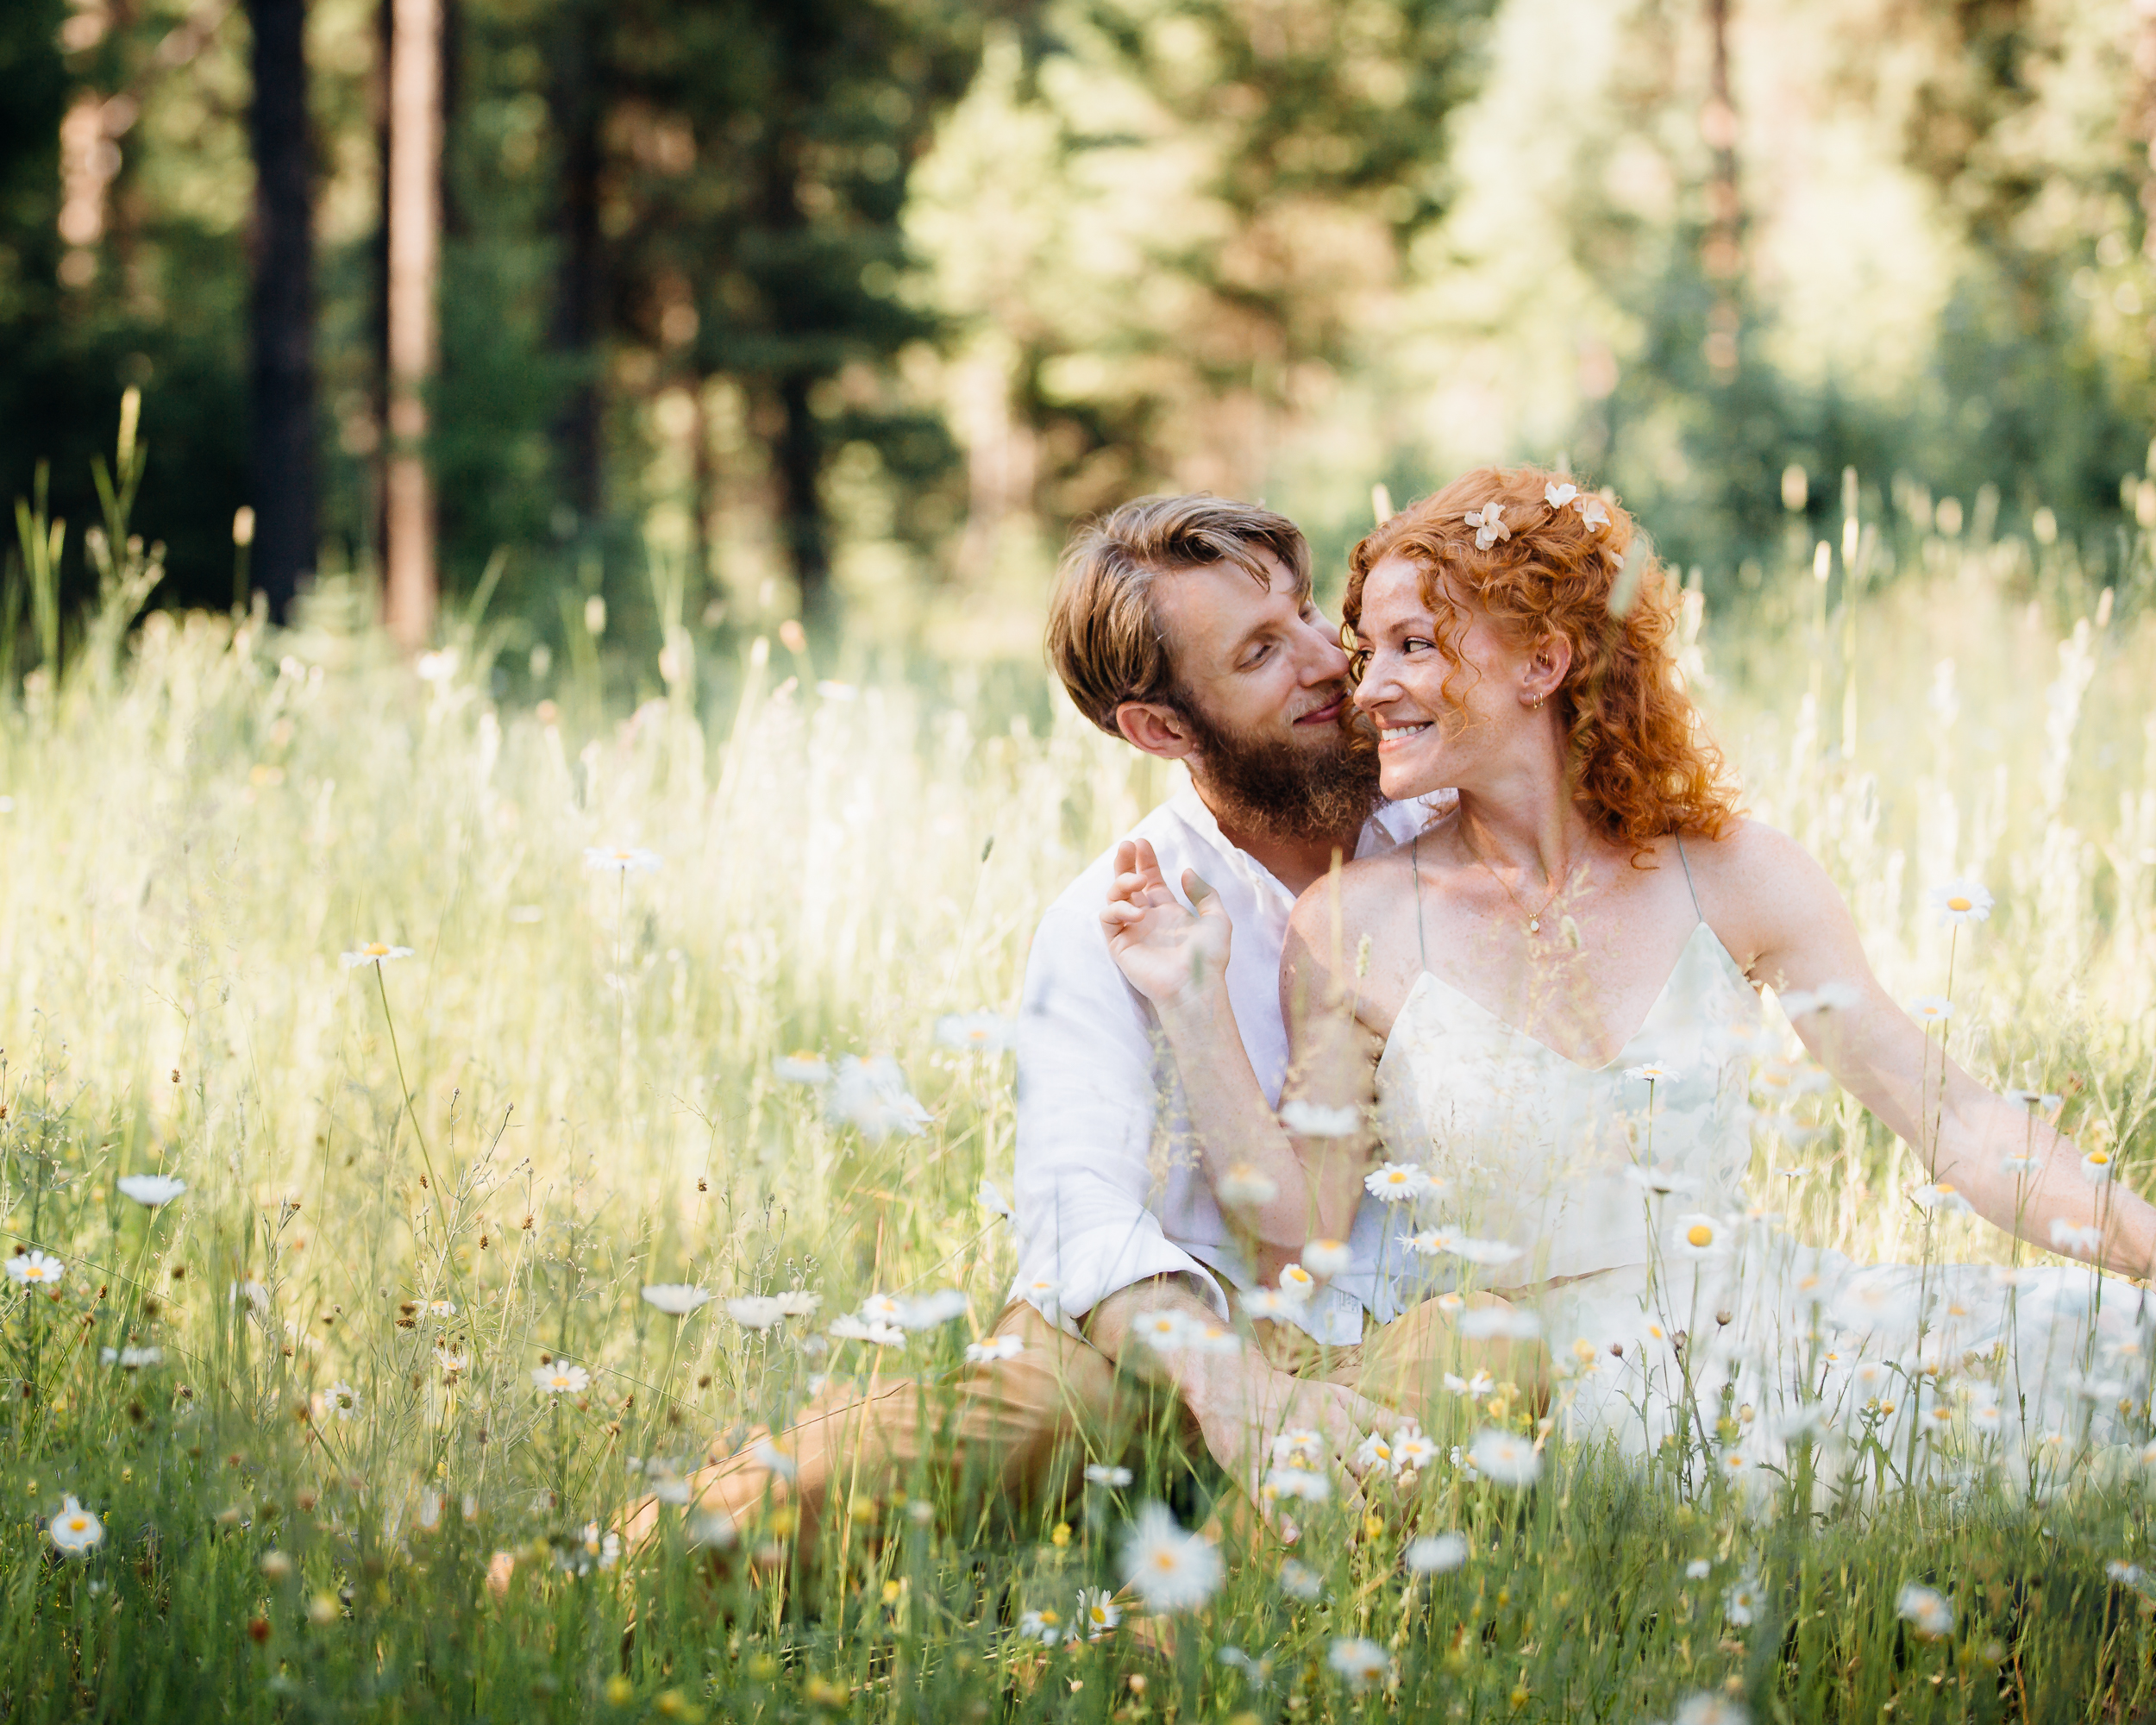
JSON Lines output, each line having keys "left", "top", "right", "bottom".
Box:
{"left": 2, "top": 483, "right": 2156, "bottom": 1721}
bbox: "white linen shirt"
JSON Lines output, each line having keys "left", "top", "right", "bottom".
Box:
{"left": 1011, "top": 781, "right": 1432, "bottom": 1345}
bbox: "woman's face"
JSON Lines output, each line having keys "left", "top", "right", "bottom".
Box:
{"left": 1349, "top": 554, "right": 1539, "bottom": 802}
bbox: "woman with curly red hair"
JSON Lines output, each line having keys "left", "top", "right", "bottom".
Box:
{"left": 1103, "top": 465, "right": 2153, "bottom": 1477}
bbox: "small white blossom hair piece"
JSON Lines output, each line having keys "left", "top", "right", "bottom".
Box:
{"left": 1544, "top": 481, "right": 1578, "bottom": 510}
{"left": 1463, "top": 503, "right": 1510, "bottom": 550}
{"left": 1574, "top": 493, "right": 1610, "bottom": 530}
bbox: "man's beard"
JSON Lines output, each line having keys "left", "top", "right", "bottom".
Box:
{"left": 1174, "top": 691, "right": 1384, "bottom": 844}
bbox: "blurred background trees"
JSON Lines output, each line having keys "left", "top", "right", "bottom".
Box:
{"left": 3, "top": 0, "right": 2153, "bottom": 668}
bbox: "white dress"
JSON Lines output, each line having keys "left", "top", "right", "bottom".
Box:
{"left": 1363, "top": 847, "right": 2148, "bottom": 1496}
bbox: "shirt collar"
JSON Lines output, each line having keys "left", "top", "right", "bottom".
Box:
{"left": 1169, "top": 778, "right": 1438, "bottom": 905}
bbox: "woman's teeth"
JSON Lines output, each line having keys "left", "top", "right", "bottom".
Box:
{"left": 1377, "top": 722, "right": 1430, "bottom": 743}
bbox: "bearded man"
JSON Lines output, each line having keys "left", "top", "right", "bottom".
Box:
{"left": 633, "top": 495, "right": 1463, "bottom": 1565}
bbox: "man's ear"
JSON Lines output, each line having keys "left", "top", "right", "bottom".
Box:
{"left": 1113, "top": 700, "right": 1199, "bottom": 762}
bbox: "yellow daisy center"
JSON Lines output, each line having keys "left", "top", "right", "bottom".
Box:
{"left": 1037, "top": 1609, "right": 1060, "bottom": 1624}
{"left": 2090, "top": 1151, "right": 2111, "bottom": 1166}
{"left": 1687, "top": 1224, "right": 1714, "bottom": 1248}
{"left": 1947, "top": 896, "right": 1972, "bottom": 912}
{"left": 1151, "top": 1552, "right": 1175, "bottom": 1571}
{"left": 365, "top": 942, "right": 388, "bottom": 956}
{"left": 1937, "top": 1182, "right": 1955, "bottom": 1194}
{"left": 65, "top": 1515, "right": 87, "bottom": 1531}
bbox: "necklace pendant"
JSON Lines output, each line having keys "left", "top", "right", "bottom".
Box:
{"left": 1527, "top": 916, "right": 1540, "bottom": 934}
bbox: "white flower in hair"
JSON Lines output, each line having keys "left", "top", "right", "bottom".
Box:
{"left": 1544, "top": 481, "right": 1578, "bottom": 509}
{"left": 1463, "top": 504, "right": 1509, "bottom": 549}
{"left": 1574, "top": 494, "right": 1610, "bottom": 531}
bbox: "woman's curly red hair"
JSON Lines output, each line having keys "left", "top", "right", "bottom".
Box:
{"left": 1344, "top": 466, "right": 1740, "bottom": 856}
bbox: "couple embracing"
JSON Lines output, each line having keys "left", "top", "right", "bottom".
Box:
{"left": 656, "top": 469, "right": 2153, "bottom": 1560}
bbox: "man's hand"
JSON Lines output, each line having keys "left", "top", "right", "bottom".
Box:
{"left": 1087, "top": 1279, "right": 1403, "bottom": 1532}
{"left": 1100, "top": 838, "right": 1232, "bottom": 1009}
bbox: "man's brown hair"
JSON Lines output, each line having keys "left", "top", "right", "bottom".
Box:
{"left": 1045, "top": 495, "right": 1313, "bottom": 736}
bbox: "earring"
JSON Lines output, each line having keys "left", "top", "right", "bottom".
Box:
{"left": 1531, "top": 693, "right": 1545, "bottom": 709}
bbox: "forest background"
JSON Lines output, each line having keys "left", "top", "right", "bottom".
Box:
{"left": 5, "top": 0, "right": 2156, "bottom": 667}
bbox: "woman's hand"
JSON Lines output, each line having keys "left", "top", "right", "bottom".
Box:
{"left": 1100, "top": 838, "right": 1233, "bottom": 1010}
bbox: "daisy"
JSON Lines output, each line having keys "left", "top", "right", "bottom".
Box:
{"left": 687, "top": 1511, "right": 738, "bottom": 1550}
{"left": 532, "top": 1362, "right": 591, "bottom": 1395}
{"left": 965, "top": 1333, "right": 1025, "bottom": 1364}
{"left": 774, "top": 1289, "right": 820, "bottom": 1318}
{"left": 1685, "top": 1559, "right": 1713, "bottom": 1579}
{"left": 49, "top": 1496, "right": 103, "bottom": 1554}
{"left": 1626, "top": 1164, "right": 1698, "bottom": 1199}
{"left": 1927, "top": 878, "right": 1994, "bottom": 925}
{"left": 1393, "top": 1427, "right": 1442, "bottom": 1471}
{"left": 827, "top": 1055, "right": 931, "bottom": 1142}
{"left": 1243, "top": 1289, "right": 1304, "bottom": 1318}
{"left": 1017, "top": 1607, "right": 1063, "bottom": 1646}
{"left": 116, "top": 1174, "right": 186, "bottom": 1208}
{"left": 899, "top": 1289, "right": 971, "bottom": 1330}
{"left": 1850, "top": 1358, "right": 1898, "bottom": 1400}
{"left": 636, "top": 1283, "right": 711, "bottom": 1317}
{"left": 1405, "top": 1227, "right": 1458, "bottom": 1258}
{"left": 1724, "top": 1570, "right": 1764, "bottom": 1626}
{"left": 935, "top": 1013, "right": 1016, "bottom": 1054}
{"left": 1281, "top": 1099, "right": 1360, "bottom": 1138}
{"left": 1459, "top": 1306, "right": 1540, "bottom": 1340}
{"left": 327, "top": 1381, "right": 360, "bottom": 1419}
{"left": 727, "top": 1295, "right": 791, "bottom": 1330}
{"left": 1263, "top": 1465, "right": 1332, "bottom": 1502}
{"left": 1326, "top": 1637, "right": 1390, "bottom": 1690}
{"left": 1453, "top": 1236, "right": 1526, "bottom": 1267}
{"left": 1300, "top": 1239, "right": 1352, "bottom": 1279}
{"left": 1364, "top": 1161, "right": 1432, "bottom": 1201}
{"left": 582, "top": 845, "right": 661, "bottom": 873}
{"left": 1277, "top": 1264, "right": 1317, "bottom": 1300}
{"left": 1908, "top": 1182, "right": 1972, "bottom": 1215}
{"left": 2004, "top": 1088, "right": 2063, "bottom": 1113}
{"left": 1119, "top": 1502, "right": 1222, "bottom": 1612}
{"left": 1908, "top": 995, "right": 1953, "bottom": 1026}
{"left": 341, "top": 941, "right": 414, "bottom": 969}
{"left": 827, "top": 1315, "right": 907, "bottom": 1346}
{"left": 859, "top": 1293, "right": 907, "bottom": 1325}
{"left": 1076, "top": 1587, "right": 1122, "bottom": 1636}
{"left": 1218, "top": 1164, "right": 1280, "bottom": 1207}
{"left": 2081, "top": 1149, "right": 2114, "bottom": 1186}
{"left": 976, "top": 1177, "right": 1013, "bottom": 1220}
{"left": 1671, "top": 1214, "right": 1727, "bottom": 1258}
{"left": 2000, "top": 1148, "right": 2044, "bottom": 1178}
{"left": 1624, "top": 1062, "right": 1682, "bottom": 1084}
{"left": 1443, "top": 1369, "right": 1496, "bottom": 1397}
{"left": 1405, "top": 1532, "right": 1467, "bottom": 1574}
{"left": 103, "top": 1346, "right": 162, "bottom": 1369}
{"left": 1896, "top": 1582, "right": 1955, "bottom": 1639}
{"left": 773, "top": 1052, "right": 830, "bottom": 1085}
{"left": 1278, "top": 1559, "right": 1323, "bottom": 1601}
{"left": 1467, "top": 1428, "right": 1541, "bottom": 1489}
{"left": 1777, "top": 980, "right": 1862, "bottom": 1018}
{"left": 1014, "top": 1276, "right": 1061, "bottom": 1317}
{"left": 2050, "top": 1219, "right": 2103, "bottom": 1255}
{"left": 1271, "top": 1429, "right": 1326, "bottom": 1471}
{"left": 1083, "top": 1464, "right": 1133, "bottom": 1488}
{"left": 1188, "top": 1321, "right": 1243, "bottom": 1355}
{"left": 1133, "top": 1308, "right": 1197, "bottom": 1351}
{"left": 6, "top": 1251, "right": 65, "bottom": 1289}
{"left": 1351, "top": 1431, "right": 1396, "bottom": 1476}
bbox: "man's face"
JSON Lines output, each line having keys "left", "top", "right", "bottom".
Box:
{"left": 1146, "top": 552, "right": 1382, "bottom": 840}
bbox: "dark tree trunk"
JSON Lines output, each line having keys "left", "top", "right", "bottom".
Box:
{"left": 548, "top": 0, "right": 602, "bottom": 525}
{"left": 246, "top": 0, "right": 317, "bottom": 620}
{"left": 774, "top": 370, "right": 830, "bottom": 624}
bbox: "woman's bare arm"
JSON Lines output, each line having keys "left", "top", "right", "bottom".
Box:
{"left": 1720, "top": 821, "right": 2156, "bottom": 1276}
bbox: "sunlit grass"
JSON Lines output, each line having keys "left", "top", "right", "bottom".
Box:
{"left": 0, "top": 499, "right": 2153, "bottom": 1720}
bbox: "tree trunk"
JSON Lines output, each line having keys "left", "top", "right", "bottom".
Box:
{"left": 548, "top": 0, "right": 602, "bottom": 525}
{"left": 773, "top": 370, "right": 830, "bottom": 625}
{"left": 245, "top": 0, "right": 316, "bottom": 622}
{"left": 383, "top": 0, "right": 441, "bottom": 649}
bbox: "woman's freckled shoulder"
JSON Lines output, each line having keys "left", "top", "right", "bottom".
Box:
{"left": 1290, "top": 848, "right": 1407, "bottom": 932}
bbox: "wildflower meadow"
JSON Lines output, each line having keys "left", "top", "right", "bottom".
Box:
{"left": 4, "top": 448, "right": 2156, "bottom": 1722}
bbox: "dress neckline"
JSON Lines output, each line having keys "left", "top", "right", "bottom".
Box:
{"left": 1384, "top": 921, "right": 1751, "bottom": 1075}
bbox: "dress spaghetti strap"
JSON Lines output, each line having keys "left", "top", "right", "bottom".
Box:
{"left": 1675, "top": 832, "right": 1702, "bottom": 923}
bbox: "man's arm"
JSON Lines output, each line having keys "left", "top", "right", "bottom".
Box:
{"left": 1086, "top": 1276, "right": 1398, "bottom": 1502}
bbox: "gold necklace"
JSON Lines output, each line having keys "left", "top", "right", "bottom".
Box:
{"left": 1466, "top": 838, "right": 1572, "bottom": 935}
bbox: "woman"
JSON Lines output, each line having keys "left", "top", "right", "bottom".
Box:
{"left": 1102, "top": 466, "right": 2153, "bottom": 1488}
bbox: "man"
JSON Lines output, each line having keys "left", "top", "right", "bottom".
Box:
{"left": 636, "top": 496, "right": 1474, "bottom": 1563}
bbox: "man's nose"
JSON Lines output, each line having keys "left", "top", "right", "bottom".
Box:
{"left": 1298, "top": 619, "right": 1351, "bottom": 683}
